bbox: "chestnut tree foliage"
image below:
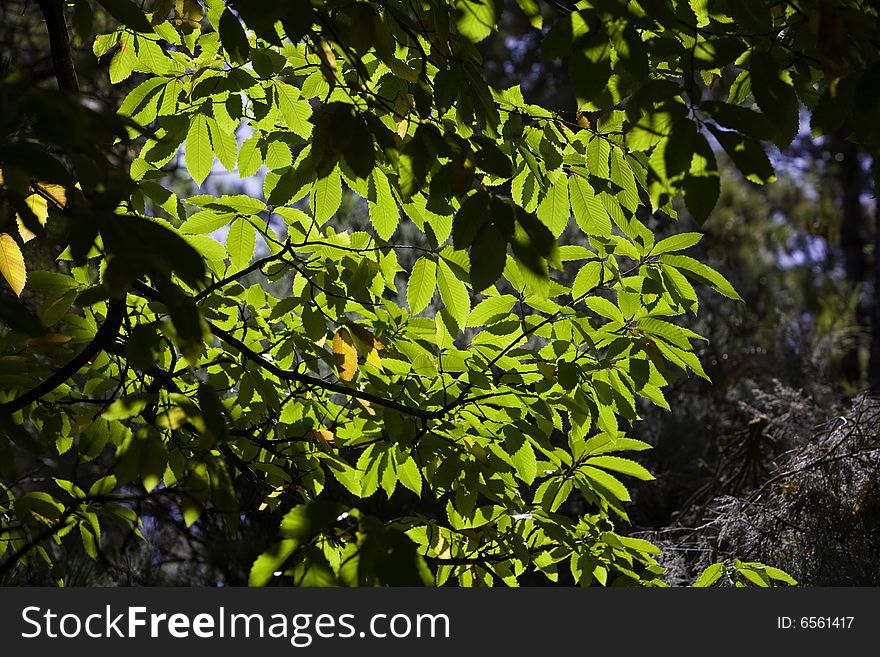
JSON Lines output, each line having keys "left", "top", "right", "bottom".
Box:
{"left": 0, "top": 0, "right": 876, "bottom": 586}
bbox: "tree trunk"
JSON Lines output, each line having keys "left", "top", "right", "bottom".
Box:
{"left": 869, "top": 159, "right": 880, "bottom": 393}
{"left": 835, "top": 136, "right": 867, "bottom": 386}
{"left": 37, "top": 0, "right": 79, "bottom": 94}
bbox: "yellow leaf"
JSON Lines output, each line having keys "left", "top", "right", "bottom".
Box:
{"left": 332, "top": 327, "right": 358, "bottom": 381}
{"left": 17, "top": 183, "right": 66, "bottom": 243}
{"left": 0, "top": 233, "right": 27, "bottom": 296}
{"left": 319, "top": 39, "right": 337, "bottom": 86}
{"left": 346, "top": 321, "right": 385, "bottom": 351}
{"left": 395, "top": 116, "right": 409, "bottom": 139}
{"left": 18, "top": 195, "right": 48, "bottom": 243}
{"left": 23, "top": 334, "right": 73, "bottom": 354}
{"left": 258, "top": 487, "right": 286, "bottom": 512}
{"left": 345, "top": 322, "right": 385, "bottom": 371}
{"left": 308, "top": 428, "right": 337, "bottom": 451}
{"left": 356, "top": 398, "right": 376, "bottom": 416}
{"left": 156, "top": 406, "right": 189, "bottom": 430}
{"left": 853, "top": 480, "right": 872, "bottom": 516}
{"left": 173, "top": 0, "right": 203, "bottom": 33}
{"left": 365, "top": 348, "right": 383, "bottom": 371}
{"left": 576, "top": 111, "right": 591, "bottom": 130}
{"left": 429, "top": 526, "right": 452, "bottom": 559}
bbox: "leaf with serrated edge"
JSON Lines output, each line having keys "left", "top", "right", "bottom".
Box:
{"left": 407, "top": 256, "right": 437, "bottom": 314}
{"left": 436, "top": 257, "right": 470, "bottom": 329}
{"left": 185, "top": 114, "right": 214, "bottom": 186}
{"left": 226, "top": 217, "right": 256, "bottom": 270}
{"left": 332, "top": 328, "right": 358, "bottom": 381}
{"left": 0, "top": 233, "right": 26, "bottom": 296}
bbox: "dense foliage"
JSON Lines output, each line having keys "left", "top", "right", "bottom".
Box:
{"left": 1, "top": 0, "right": 877, "bottom": 586}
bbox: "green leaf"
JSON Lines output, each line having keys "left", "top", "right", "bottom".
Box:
{"left": 96, "top": 0, "right": 152, "bottom": 32}
{"left": 248, "top": 539, "right": 296, "bottom": 587}
{"left": 737, "top": 565, "right": 770, "bottom": 587}
{"left": 750, "top": 51, "right": 799, "bottom": 149}
{"left": 437, "top": 257, "right": 470, "bottom": 329}
{"left": 456, "top": 0, "right": 497, "bottom": 43}
{"left": 681, "top": 133, "right": 719, "bottom": 224}
{"left": 659, "top": 254, "right": 742, "bottom": 301}
{"left": 515, "top": 0, "right": 542, "bottom": 28}
{"left": 79, "top": 524, "right": 99, "bottom": 559}
{"left": 88, "top": 475, "right": 117, "bottom": 497}
{"left": 219, "top": 8, "right": 249, "bottom": 63}
{"left": 570, "top": 175, "right": 610, "bottom": 236}
{"left": 728, "top": 70, "right": 752, "bottom": 106}
{"left": 102, "top": 393, "right": 153, "bottom": 421}
{"left": 265, "top": 141, "right": 292, "bottom": 170}
{"left": 397, "top": 456, "right": 422, "bottom": 496}
{"left": 580, "top": 465, "right": 631, "bottom": 503}
{"left": 311, "top": 167, "right": 342, "bottom": 225}
{"left": 572, "top": 260, "right": 603, "bottom": 298}
{"left": 534, "top": 477, "right": 573, "bottom": 512}
{"left": 707, "top": 125, "right": 776, "bottom": 185}
{"left": 651, "top": 232, "right": 702, "bottom": 255}
{"left": 207, "top": 118, "right": 238, "bottom": 173}
{"left": 227, "top": 217, "right": 256, "bottom": 269}
{"left": 511, "top": 439, "right": 537, "bottom": 484}
{"left": 536, "top": 170, "right": 570, "bottom": 237}
{"left": 586, "top": 296, "right": 624, "bottom": 323}
{"left": 179, "top": 210, "right": 234, "bottom": 234}
{"left": 237, "top": 132, "right": 263, "bottom": 178}
{"left": 586, "top": 134, "right": 611, "bottom": 179}
{"left": 275, "top": 82, "right": 312, "bottom": 139}
{"left": 692, "top": 562, "right": 725, "bottom": 587}
{"left": 763, "top": 566, "right": 797, "bottom": 585}
{"left": 139, "top": 431, "right": 167, "bottom": 493}
{"left": 279, "top": 501, "right": 345, "bottom": 541}
{"left": 701, "top": 101, "right": 774, "bottom": 141}
{"left": 585, "top": 455, "right": 654, "bottom": 481}
{"left": 468, "top": 294, "right": 516, "bottom": 326}
{"left": 185, "top": 114, "right": 214, "bottom": 187}
{"left": 470, "top": 224, "right": 507, "bottom": 292}
{"left": 609, "top": 149, "right": 640, "bottom": 213}
{"left": 407, "top": 256, "right": 437, "bottom": 314}
{"left": 119, "top": 77, "right": 166, "bottom": 121}
{"left": 452, "top": 191, "right": 490, "bottom": 249}
{"left": 368, "top": 169, "right": 399, "bottom": 240}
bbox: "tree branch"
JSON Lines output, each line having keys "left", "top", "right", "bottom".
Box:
{"left": 0, "top": 299, "right": 125, "bottom": 414}
{"left": 37, "top": 0, "right": 79, "bottom": 94}
{"left": 132, "top": 281, "right": 439, "bottom": 420}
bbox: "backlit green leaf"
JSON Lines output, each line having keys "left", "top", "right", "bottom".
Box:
{"left": 437, "top": 257, "right": 470, "bottom": 329}
{"left": 227, "top": 217, "right": 256, "bottom": 269}
{"left": 185, "top": 113, "right": 214, "bottom": 187}
{"left": 407, "top": 256, "right": 437, "bottom": 315}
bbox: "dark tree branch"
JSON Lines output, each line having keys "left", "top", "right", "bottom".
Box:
{"left": 37, "top": 0, "right": 79, "bottom": 94}
{"left": 0, "top": 505, "right": 79, "bottom": 580}
{"left": 0, "top": 490, "right": 171, "bottom": 579}
{"left": 0, "top": 299, "right": 125, "bottom": 414}
{"left": 195, "top": 250, "right": 289, "bottom": 302}
{"left": 132, "top": 281, "right": 440, "bottom": 420}
{"left": 0, "top": 2, "right": 131, "bottom": 417}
